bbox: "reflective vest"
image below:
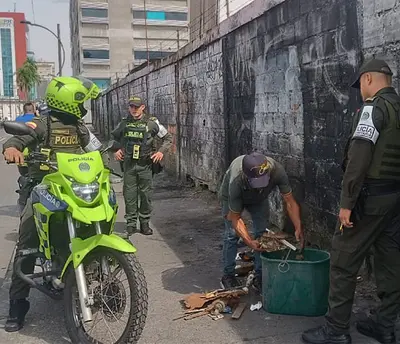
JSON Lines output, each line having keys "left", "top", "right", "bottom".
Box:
{"left": 36, "top": 116, "right": 83, "bottom": 172}
{"left": 123, "top": 117, "right": 154, "bottom": 160}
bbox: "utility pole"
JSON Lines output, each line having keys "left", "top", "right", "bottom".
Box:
{"left": 57, "top": 23, "right": 62, "bottom": 76}
{"left": 226, "top": 0, "right": 230, "bottom": 18}
{"left": 143, "top": 0, "right": 150, "bottom": 67}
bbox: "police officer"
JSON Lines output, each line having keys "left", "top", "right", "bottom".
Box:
{"left": 111, "top": 96, "right": 172, "bottom": 237}
{"left": 302, "top": 59, "right": 400, "bottom": 344}
{"left": 2, "top": 76, "right": 105, "bottom": 332}
{"left": 219, "top": 152, "right": 304, "bottom": 290}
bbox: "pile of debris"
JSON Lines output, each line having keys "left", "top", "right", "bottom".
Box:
{"left": 176, "top": 230, "right": 303, "bottom": 322}
{"left": 175, "top": 288, "right": 248, "bottom": 321}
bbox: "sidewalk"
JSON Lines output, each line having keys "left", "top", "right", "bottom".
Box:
{"left": 0, "top": 172, "right": 380, "bottom": 344}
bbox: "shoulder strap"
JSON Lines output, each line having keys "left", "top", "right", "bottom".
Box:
{"left": 45, "top": 115, "right": 51, "bottom": 148}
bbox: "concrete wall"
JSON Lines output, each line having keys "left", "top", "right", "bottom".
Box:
{"left": 93, "top": 0, "right": 400, "bottom": 235}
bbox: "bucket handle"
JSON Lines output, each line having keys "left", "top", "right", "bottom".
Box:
{"left": 278, "top": 249, "right": 291, "bottom": 273}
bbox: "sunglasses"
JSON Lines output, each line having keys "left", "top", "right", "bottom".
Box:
{"left": 129, "top": 104, "right": 139, "bottom": 108}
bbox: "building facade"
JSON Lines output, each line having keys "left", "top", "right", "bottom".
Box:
{"left": 189, "top": 0, "right": 254, "bottom": 41}
{"left": 70, "top": 0, "right": 188, "bottom": 90}
{"left": 0, "top": 12, "right": 28, "bottom": 120}
{"left": 35, "top": 60, "right": 56, "bottom": 99}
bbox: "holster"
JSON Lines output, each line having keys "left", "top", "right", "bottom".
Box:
{"left": 152, "top": 162, "right": 163, "bottom": 175}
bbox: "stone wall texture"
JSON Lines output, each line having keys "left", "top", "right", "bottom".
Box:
{"left": 92, "top": 0, "right": 400, "bottom": 235}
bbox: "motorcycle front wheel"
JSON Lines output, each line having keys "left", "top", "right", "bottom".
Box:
{"left": 64, "top": 248, "right": 148, "bottom": 344}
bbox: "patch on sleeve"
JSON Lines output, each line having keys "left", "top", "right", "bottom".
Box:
{"left": 157, "top": 124, "right": 168, "bottom": 138}
{"left": 352, "top": 105, "right": 380, "bottom": 144}
{"left": 152, "top": 118, "right": 168, "bottom": 138}
{"left": 84, "top": 130, "right": 102, "bottom": 152}
{"left": 26, "top": 121, "right": 37, "bottom": 130}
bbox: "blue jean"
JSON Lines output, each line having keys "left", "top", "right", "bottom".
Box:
{"left": 222, "top": 201, "right": 269, "bottom": 277}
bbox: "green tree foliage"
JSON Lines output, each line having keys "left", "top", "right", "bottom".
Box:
{"left": 16, "top": 58, "right": 41, "bottom": 100}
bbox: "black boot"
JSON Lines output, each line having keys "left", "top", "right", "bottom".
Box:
{"left": 301, "top": 325, "right": 352, "bottom": 344}
{"left": 356, "top": 318, "right": 394, "bottom": 344}
{"left": 122, "top": 225, "right": 138, "bottom": 239}
{"left": 5, "top": 299, "right": 30, "bottom": 332}
{"left": 140, "top": 223, "right": 153, "bottom": 236}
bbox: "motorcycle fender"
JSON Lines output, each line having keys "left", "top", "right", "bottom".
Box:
{"left": 60, "top": 234, "right": 137, "bottom": 279}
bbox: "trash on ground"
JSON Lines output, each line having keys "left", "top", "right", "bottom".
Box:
{"left": 231, "top": 302, "right": 247, "bottom": 319}
{"left": 250, "top": 301, "right": 262, "bottom": 311}
{"left": 176, "top": 288, "right": 248, "bottom": 321}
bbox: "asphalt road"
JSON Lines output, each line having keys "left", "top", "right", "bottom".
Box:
{"left": 0, "top": 128, "right": 380, "bottom": 344}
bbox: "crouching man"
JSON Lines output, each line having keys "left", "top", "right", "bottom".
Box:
{"left": 218, "top": 152, "right": 305, "bottom": 290}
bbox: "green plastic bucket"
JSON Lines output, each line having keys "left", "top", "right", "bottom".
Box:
{"left": 261, "top": 248, "right": 330, "bottom": 316}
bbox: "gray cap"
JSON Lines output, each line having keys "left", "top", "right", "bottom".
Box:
{"left": 351, "top": 58, "right": 393, "bottom": 89}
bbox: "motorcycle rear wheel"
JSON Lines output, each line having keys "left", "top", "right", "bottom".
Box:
{"left": 64, "top": 248, "right": 148, "bottom": 344}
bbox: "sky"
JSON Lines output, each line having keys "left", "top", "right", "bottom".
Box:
{"left": 1, "top": 0, "right": 72, "bottom": 75}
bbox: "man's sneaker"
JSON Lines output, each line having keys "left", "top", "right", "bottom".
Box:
{"left": 356, "top": 318, "right": 394, "bottom": 344}
{"left": 220, "top": 275, "right": 241, "bottom": 289}
{"left": 140, "top": 223, "right": 153, "bottom": 236}
{"left": 5, "top": 299, "right": 30, "bottom": 332}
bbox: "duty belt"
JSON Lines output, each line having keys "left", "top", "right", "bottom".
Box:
{"left": 364, "top": 182, "right": 400, "bottom": 196}
{"left": 125, "top": 156, "right": 152, "bottom": 166}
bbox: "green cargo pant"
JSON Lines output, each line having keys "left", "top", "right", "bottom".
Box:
{"left": 326, "top": 189, "right": 400, "bottom": 334}
{"left": 123, "top": 160, "right": 153, "bottom": 226}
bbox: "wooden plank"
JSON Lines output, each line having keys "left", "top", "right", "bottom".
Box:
{"left": 231, "top": 302, "right": 247, "bottom": 319}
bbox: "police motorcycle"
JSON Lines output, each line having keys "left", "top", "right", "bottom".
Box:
{"left": 4, "top": 121, "right": 148, "bottom": 344}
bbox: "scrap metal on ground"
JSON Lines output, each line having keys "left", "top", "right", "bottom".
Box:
{"left": 176, "top": 230, "right": 303, "bottom": 322}
{"left": 176, "top": 288, "right": 248, "bottom": 321}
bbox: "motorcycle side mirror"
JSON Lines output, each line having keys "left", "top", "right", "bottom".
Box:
{"left": 3, "top": 121, "right": 34, "bottom": 136}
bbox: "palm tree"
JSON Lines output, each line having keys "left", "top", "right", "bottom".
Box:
{"left": 16, "top": 58, "right": 41, "bottom": 100}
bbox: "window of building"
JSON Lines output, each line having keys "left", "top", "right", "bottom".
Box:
{"left": 0, "top": 28, "right": 14, "bottom": 97}
{"left": 165, "top": 12, "right": 187, "bottom": 21}
{"left": 132, "top": 10, "right": 187, "bottom": 21}
{"left": 82, "top": 8, "right": 108, "bottom": 18}
{"left": 134, "top": 50, "right": 172, "bottom": 60}
{"left": 146, "top": 11, "right": 166, "bottom": 20}
{"left": 83, "top": 49, "right": 110, "bottom": 59}
{"left": 89, "top": 78, "right": 111, "bottom": 90}
{"left": 132, "top": 10, "right": 146, "bottom": 19}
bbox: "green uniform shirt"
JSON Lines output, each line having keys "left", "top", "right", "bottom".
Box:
{"left": 219, "top": 155, "right": 292, "bottom": 214}
{"left": 340, "top": 87, "right": 398, "bottom": 209}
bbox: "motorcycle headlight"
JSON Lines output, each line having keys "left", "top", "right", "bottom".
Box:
{"left": 71, "top": 182, "right": 99, "bottom": 203}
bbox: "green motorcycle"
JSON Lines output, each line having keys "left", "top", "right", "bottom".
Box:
{"left": 4, "top": 122, "right": 148, "bottom": 344}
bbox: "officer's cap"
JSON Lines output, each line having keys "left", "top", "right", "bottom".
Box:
{"left": 351, "top": 59, "right": 393, "bottom": 89}
{"left": 128, "top": 96, "right": 143, "bottom": 107}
